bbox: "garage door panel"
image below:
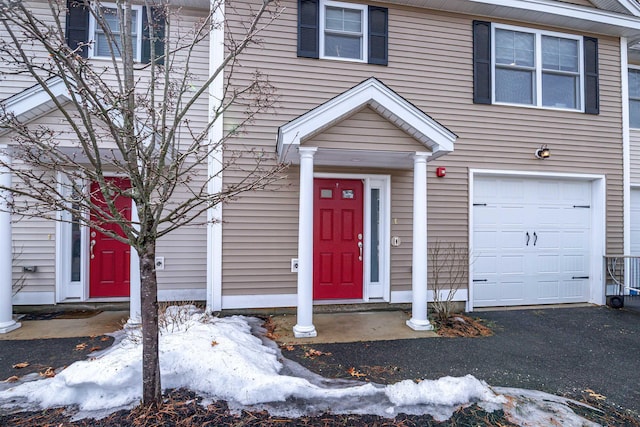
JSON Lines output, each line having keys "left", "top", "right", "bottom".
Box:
{"left": 501, "top": 255, "right": 525, "bottom": 274}
{"left": 473, "top": 177, "right": 591, "bottom": 307}
{"left": 501, "top": 281, "right": 526, "bottom": 301}
{"left": 538, "top": 280, "right": 560, "bottom": 299}
{"left": 474, "top": 255, "right": 497, "bottom": 275}
{"left": 536, "top": 255, "right": 559, "bottom": 273}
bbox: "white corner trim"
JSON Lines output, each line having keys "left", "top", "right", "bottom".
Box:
{"left": 222, "top": 294, "right": 298, "bottom": 309}
{"left": 13, "top": 291, "right": 56, "bottom": 305}
{"left": 158, "top": 288, "right": 207, "bottom": 302}
{"left": 622, "top": 37, "right": 632, "bottom": 257}
{"left": 207, "top": 0, "right": 225, "bottom": 313}
{"left": 277, "top": 78, "right": 456, "bottom": 164}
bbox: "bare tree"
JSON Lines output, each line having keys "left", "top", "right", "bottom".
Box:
{"left": 428, "top": 241, "right": 470, "bottom": 324}
{"left": 0, "top": 0, "right": 283, "bottom": 405}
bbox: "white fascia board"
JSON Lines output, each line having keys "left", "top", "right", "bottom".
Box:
{"left": 1, "top": 77, "right": 71, "bottom": 127}
{"left": 466, "top": 0, "right": 640, "bottom": 32}
{"left": 277, "top": 78, "right": 456, "bottom": 162}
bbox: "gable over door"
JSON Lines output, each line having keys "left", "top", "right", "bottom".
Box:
{"left": 313, "top": 178, "right": 364, "bottom": 299}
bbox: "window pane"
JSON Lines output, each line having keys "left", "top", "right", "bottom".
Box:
{"left": 495, "top": 29, "right": 534, "bottom": 67}
{"left": 542, "top": 72, "right": 578, "bottom": 108}
{"left": 630, "top": 99, "right": 640, "bottom": 128}
{"left": 94, "top": 8, "right": 138, "bottom": 58}
{"left": 630, "top": 69, "right": 640, "bottom": 99}
{"left": 325, "top": 7, "right": 361, "bottom": 33}
{"left": 542, "top": 36, "right": 578, "bottom": 72}
{"left": 71, "top": 203, "right": 81, "bottom": 282}
{"left": 495, "top": 68, "right": 534, "bottom": 104}
{"left": 370, "top": 189, "right": 380, "bottom": 283}
{"left": 324, "top": 34, "right": 362, "bottom": 59}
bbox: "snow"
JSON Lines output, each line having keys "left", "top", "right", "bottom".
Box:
{"left": 0, "top": 305, "right": 601, "bottom": 425}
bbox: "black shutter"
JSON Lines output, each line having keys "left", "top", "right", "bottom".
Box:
{"left": 298, "top": 0, "right": 319, "bottom": 58}
{"left": 584, "top": 36, "right": 599, "bottom": 115}
{"left": 142, "top": 6, "right": 165, "bottom": 65}
{"left": 65, "top": 0, "right": 89, "bottom": 58}
{"left": 368, "top": 6, "right": 388, "bottom": 65}
{"left": 473, "top": 20, "right": 492, "bottom": 104}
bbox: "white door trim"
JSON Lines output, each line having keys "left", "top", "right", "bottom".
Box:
{"left": 56, "top": 173, "right": 134, "bottom": 303}
{"left": 468, "top": 169, "right": 606, "bottom": 311}
{"left": 314, "top": 172, "right": 391, "bottom": 302}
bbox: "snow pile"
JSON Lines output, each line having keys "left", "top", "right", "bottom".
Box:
{"left": 0, "top": 306, "right": 601, "bottom": 425}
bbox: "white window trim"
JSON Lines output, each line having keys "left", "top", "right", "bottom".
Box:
{"left": 319, "top": 0, "right": 368, "bottom": 63}
{"left": 628, "top": 65, "right": 640, "bottom": 129}
{"left": 491, "top": 23, "right": 585, "bottom": 112}
{"left": 88, "top": 3, "right": 143, "bottom": 62}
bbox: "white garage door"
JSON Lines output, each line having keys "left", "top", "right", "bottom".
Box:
{"left": 473, "top": 176, "right": 591, "bottom": 307}
{"left": 632, "top": 188, "right": 640, "bottom": 255}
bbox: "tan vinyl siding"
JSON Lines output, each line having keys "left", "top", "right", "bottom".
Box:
{"left": 2, "top": 5, "right": 210, "bottom": 301}
{"left": 12, "top": 215, "right": 56, "bottom": 295}
{"left": 221, "top": 0, "right": 624, "bottom": 300}
{"left": 632, "top": 130, "right": 640, "bottom": 184}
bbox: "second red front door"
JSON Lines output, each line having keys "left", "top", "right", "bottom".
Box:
{"left": 89, "top": 177, "right": 131, "bottom": 298}
{"left": 313, "top": 178, "right": 364, "bottom": 299}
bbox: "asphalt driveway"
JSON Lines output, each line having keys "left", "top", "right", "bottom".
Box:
{"left": 284, "top": 306, "right": 640, "bottom": 417}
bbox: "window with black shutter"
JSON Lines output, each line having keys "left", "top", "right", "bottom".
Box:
{"left": 473, "top": 21, "right": 599, "bottom": 114}
{"left": 297, "top": 0, "right": 387, "bottom": 65}
{"left": 64, "top": 1, "right": 164, "bottom": 64}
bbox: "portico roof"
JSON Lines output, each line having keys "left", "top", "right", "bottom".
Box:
{"left": 276, "top": 78, "right": 456, "bottom": 168}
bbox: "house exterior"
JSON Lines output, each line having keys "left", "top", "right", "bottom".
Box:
{"left": 2, "top": 0, "right": 640, "bottom": 337}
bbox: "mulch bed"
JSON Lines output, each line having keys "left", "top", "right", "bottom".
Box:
{"left": 2, "top": 387, "right": 639, "bottom": 426}
{"left": 433, "top": 314, "right": 493, "bottom": 337}
{"left": 0, "top": 388, "right": 520, "bottom": 426}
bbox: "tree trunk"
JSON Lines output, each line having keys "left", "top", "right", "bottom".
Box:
{"left": 140, "top": 240, "right": 161, "bottom": 405}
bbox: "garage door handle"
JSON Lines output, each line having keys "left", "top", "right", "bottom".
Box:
{"left": 533, "top": 232, "right": 538, "bottom": 246}
{"left": 473, "top": 279, "right": 488, "bottom": 282}
{"left": 525, "top": 232, "right": 530, "bottom": 246}
{"left": 572, "top": 276, "right": 589, "bottom": 280}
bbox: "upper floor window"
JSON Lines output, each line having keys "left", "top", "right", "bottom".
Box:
{"left": 473, "top": 21, "right": 599, "bottom": 115}
{"left": 630, "top": 68, "right": 640, "bottom": 128}
{"left": 297, "top": 0, "right": 388, "bottom": 65}
{"left": 89, "top": 4, "right": 143, "bottom": 61}
{"left": 493, "top": 25, "right": 582, "bottom": 110}
{"left": 320, "top": 1, "right": 367, "bottom": 61}
{"left": 65, "top": 1, "right": 164, "bottom": 64}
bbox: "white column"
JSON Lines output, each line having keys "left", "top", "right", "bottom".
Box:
{"left": 293, "top": 147, "right": 318, "bottom": 338}
{"left": 0, "top": 145, "right": 20, "bottom": 333}
{"left": 128, "top": 200, "right": 141, "bottom": 325}
{"left": 407, "top": 152, "right": 433, "bottom": 331}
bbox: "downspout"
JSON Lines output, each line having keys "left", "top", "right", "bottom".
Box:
{"left": 622, "top": 37, "right": 631, "bottom": 258}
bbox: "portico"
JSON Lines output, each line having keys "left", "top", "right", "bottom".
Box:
{"left": 276, "top": 78, "right": 456, "bottom": 338}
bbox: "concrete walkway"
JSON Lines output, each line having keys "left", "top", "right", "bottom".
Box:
{"left": 0, "top": 311, "right": 129, "bottom": 340}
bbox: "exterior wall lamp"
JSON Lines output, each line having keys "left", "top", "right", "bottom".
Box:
{"left": 535, "top": 145, "right": 550, "bottom": 159}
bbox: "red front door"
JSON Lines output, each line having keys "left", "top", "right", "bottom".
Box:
{"left": 313, "top": 178, "right": 364, "bottom": 299}
{"left": 89, "top": 177, "right": 131, "bottom": 298}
